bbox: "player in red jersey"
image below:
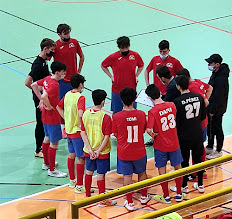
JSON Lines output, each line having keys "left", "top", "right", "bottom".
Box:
{"left": 31, "top": 61, "right": 68, "bottom": 178}
{"left": 101, "top": 36, "right": 144, "bottom": 115}
{"left": 112, "top": 87, "right": 151, "bottom": 211}
{"left": 144, "top": 40, "right": 183, "bottom": 96}
{"left": 145, "top": 84, "right": 185, "bottom": 204}
{"left": 144, "top": 40, "right": 183, "bottom": 146}
{"left": 52, "top": 24, "right": 85, "bottom": 137}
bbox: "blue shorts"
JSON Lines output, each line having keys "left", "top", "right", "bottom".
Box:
{"left": 67, "top": 137, "right": 84, "bottom": 158}
{"left": 203, "top": 127, "right": 207, "bottom": 142}
{"left": 85, "top": 157, "right": 110, "bottom": 174}
{"left": 117, "top": 155, "right": 147, "bottom": 175}
{"left": 43, "top": 123, "right": 62, "bottom": 143}
{"left": 111, "top": 92, "right": 137, "bottom": 114}
{"left": 154, "top": 148, "right": 183, "bottom": 168}
{"left": 58, "top": 80, "right": 72, "bottom": 101}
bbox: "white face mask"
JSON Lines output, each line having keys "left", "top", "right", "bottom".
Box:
{"left": 208, "top": 66, "right": 214, "bottom": 71}
{"left": 160, "top": 54, "right": 168, "bottom": 60}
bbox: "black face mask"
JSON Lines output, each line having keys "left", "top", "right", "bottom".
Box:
{"left": 121, "top": 50, "right": 129, "bottom": 56}
{"left": 46, "top": 51, "right": 55, "bottom": 57}
{"left": 62, "top": 37, "right": 70, "bottom": 42}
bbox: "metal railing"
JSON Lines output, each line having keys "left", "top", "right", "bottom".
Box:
{"left": 19, "top": 207, "right": 56, "bottom": 219}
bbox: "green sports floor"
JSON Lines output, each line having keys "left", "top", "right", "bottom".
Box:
{"left": 0, "top": 0, "right": 232, "bottom": 206}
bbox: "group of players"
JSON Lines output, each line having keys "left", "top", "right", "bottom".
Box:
{"left": 25, "top": 23, "right": 230, "bottom": 210}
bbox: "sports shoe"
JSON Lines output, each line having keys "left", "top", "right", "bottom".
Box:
{"left": 145, "top": 138, "right": 154, "bottom": 147}
{"left": 193, "top": 183, "right": 205, "bottom": 193}
{"left": 75, "top": 186, "right": 94, "bottom": 194}
{"left": 140, "top": 194, "right": 151, "bottom": 205}
{"left": 69, "top": 180, "right": 76, "bottom": 188}
{"left": 124, "top": 200, "right": 135, "bottom": 211}
{"left": 170, "top": 186, "right": 189, "bottom": 194}
{"left": 205, "top": 147, "right": 214, "bottom": 155}
{"left": 48, "top": 169, "right": 68, "bottom": 178}
{"left": 62, "top": 128, "right": 67, "bottom": 139}
{"left": 42, "top": 162, "right": 58, "bottom": 170}
{"left": 206, "top": 151, "right": 223, "bottom": 160}
{"left": 98, "top": 199, "right": 117, "bottom": 207}
{"left": 34, "top": 151, "right": 43, "bottom": 158}
{"left": 175, "top": 193, "right": 186, "bottom": 202}
{"left": 153, "top": 195, "right": 171, "bottom": 204}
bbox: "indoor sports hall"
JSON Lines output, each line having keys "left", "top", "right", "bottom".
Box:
{"left": 0, "top": 0, "right": 232, "bottom": 218}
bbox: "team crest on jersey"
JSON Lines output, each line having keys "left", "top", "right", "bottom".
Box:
{"left": 43, "top": 81, "right": 48, "bottom": 90}
{"left": 166, "top": 63, "right": 173, "bottom": 68}
{"left": 129, "top": 55, "right": 135, "bottom": 60}
{"left": 69, "top": 43, "right": 75, "bottom": 48}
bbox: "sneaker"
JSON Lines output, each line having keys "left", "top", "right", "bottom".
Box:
{"left": 145, "top": 138, "right": 154, "bottom": 147}
{"left": 62, "top": 128, "right": 67, "bottom": 139}
{"left": 69, "top": 180, "right": 76, "bottom": 188}
{"left": 34, "top": 151, "right": 43, "bottom": 158}
{"left": 206, "top": 151, "right": 223, "bottom": 160}
{"left": 124, "top": 200, "right": 135, "bottom": 211}
{"left": 42, "top": 162, "right": 58, "bottom": 170}
{"left": 170, "top": 186, "right": 189, "bottom": 194}
{"left": 48, "top": 169, "right": 68, "bottom": 178}
{"left": 153, "top": 195, "right": 171, "bottom": 204}
{"left": 140, "top": 194, "right": 151, "bottom": 205}
{"left": 205, "top": 147, "right": 214, "bottom": 155}
{"left": 175, "top": 193, "right": 186, "bottom": 202}
{"left": 193, "top": 183, "right": 205, "bottom": 193}
{"left": 75, "top": 186, "right": 94, "bottom": 194}
{"left": 98, "top": 199, "right": 117, "bottom": 207}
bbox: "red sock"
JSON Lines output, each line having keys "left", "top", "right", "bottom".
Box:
{"left": 97, "top": 180, "right": 105, "bottom": 194}
{"left": 126, "top": 193, "right": 133, "bottom": 203}
{"left": 76, "top": 163, "right": 85, "bottom": 186}
{"left": 201, "top": 148, "right": 206, "bottom": 162}
{"left": 161, "top": 182, "right": 169, "bottom": 197}
{"left": 85, "top": 174, "right": 92, "bottom": 197}
{"left": 67, "top": 158, "right": 75, "bottom": 180}
{"left": 140, "top": 188, "right": 147, "bottom": 197}
{"left": 175, "top": 177, "right": 183, "bottom": 194}
{"left": 42, "top": 143, "right": 50, "bottom": 165}
{"left": 48, "top": 147, "right": 57, "bottom": 171}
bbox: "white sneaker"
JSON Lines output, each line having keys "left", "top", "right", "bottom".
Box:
{"left": 140, "top": 194, "right": 151, "bottom": 205}
{"left": 42, "top": 162, "right": 58, "bottom": 170}
{"left": 124, "top": 200, "right": 135, "bottom": 211}
{"left": 205, "top": 147, "right": 214, "bottom": 155}
{"left": 170, "top": 186, "right": 189, "bottom": 194}
{"left": 206, "top": 151, "right": 223, "bottom": 160}
{"left": 193, "top": 182, "right": 205, "bottom": 193}
{"left": 48, "top": 169, "right": 68, "bottom": 178}
{"left": 69, "top": 180, "right": 76, "bottom": 188}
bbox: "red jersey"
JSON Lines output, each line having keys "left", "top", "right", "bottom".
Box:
{"left": 53, "top": 38, "right": 83, "bottom": 82}
{"left": 37, "top": 76, "right": 60, "bottom": 125}
{"left": 102, "top": 50, "right": 144, "bottom": 94}
{"left": 189, "top": 79, "right": 210, "bottom": 128}
{"left": 146, "top": 55, "right": 183, "bottom": 95}
{"left": 147, "top": 102, "right": 179, "bottom": 152}
{"left": 58, "top": 92, "right": 85, "bottom": 138}
{"left": 112, "top": 110, "right": 146, "bottom": 161}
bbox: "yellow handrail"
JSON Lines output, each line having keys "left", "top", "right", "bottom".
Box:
{"left": 71, "top": 154, "right": 232, "bottom": 219}
{"left": 18, "top": 207, "right": 56, "bottom": 219}
{"left": 135, "top": 186, "right": 232, "bottom": 219}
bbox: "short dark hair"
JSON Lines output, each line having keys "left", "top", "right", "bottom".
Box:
{"left": 120, "top": 87, "right": 137, "bottom": 107}
{"left": 92, "top": 89, "right": 107, "bottom": 106}
{"left": 50, "top": 61, "right": 67, "bottom": 74}
{"left": 156, "top": 65, "right": 172, "bottom": 79}
{"left": 117, "top": 36, "right": 130, "bottom": 49}
{"left": 176, "top": 68, "right": 191, "bottom": 79}
{"left": 145, "top": 84, "right": 160, "bottom": 100}
{"left": 175, "top": 75, "right": 189, "bottom": 90}
{"left": 57, "top": 24, "right": 71, "bottom": 34}
{"left": 40, "top": 38, "right": 56, "bottom": 51}
{"left": 70, "top": 74, "right": 86, "bottom": 89}
{"left": 159, "top": 40, "right": 169, "bottom": 50}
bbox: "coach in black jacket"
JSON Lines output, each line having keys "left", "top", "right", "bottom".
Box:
{"left": 205, "top": 54, "right": 230, "bottom": 159}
